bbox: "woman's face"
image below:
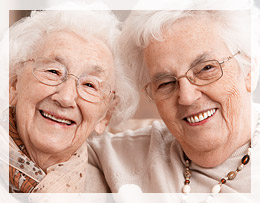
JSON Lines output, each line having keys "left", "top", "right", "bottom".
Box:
{"left": 144, "top": 17, "right": 251, "bottom": 167}
{"left": 10, "top": 30, "right": 115, "bottom": 158}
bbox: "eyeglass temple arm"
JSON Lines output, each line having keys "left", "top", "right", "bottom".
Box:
{"left": 219, "top": 51, "right": 241, "bottom": 64}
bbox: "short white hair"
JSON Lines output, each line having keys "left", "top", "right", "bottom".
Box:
{"left": 9, "top": 9, "right": 139, "bottom": 128}
{"left": 120, "top": 0, "right": 260, "bottom": 90}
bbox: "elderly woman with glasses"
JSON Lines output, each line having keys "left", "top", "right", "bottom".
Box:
{"left": 5, "top": 9, "right": 138, "bottom": 194}
{"left": 87, "top": 0, "right": 260, "bottom": 199}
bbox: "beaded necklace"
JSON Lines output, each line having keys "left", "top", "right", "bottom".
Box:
{"left": 182, "top": 147, "right": 251, "bottom": 194}
{"left": 181, "top": 112, "right": 260, "bottom": 203}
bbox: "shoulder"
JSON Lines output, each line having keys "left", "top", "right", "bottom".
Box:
{"left": 86, "top": 120, "right": 180, "bottom": 192}
{"left": 87, "top": 120, "right": 174, "bottom": 168}
{"left": 87, "top": 120, "right": 172, "bottom": 151}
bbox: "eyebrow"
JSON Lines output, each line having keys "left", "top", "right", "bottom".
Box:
{"left": 87, "top": 65, "right": 105, "bottom": 74}
{"left": 151, "top": 72, "right": 175, "bottom": 82}
{"left": 54, "top": 56, "right": 105, "bottom": 75}
{"left": 190, "top": 52, "right": 213, "bottom": 68}
{"left": 54, "top": 56, "right": 67, "bottom": 65}
{"left": 151, "top": 52, "right": 213, "bottom": 81}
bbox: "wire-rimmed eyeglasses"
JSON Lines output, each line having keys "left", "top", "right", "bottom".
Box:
{"left": 144, "top": 51, "right": 241, "bottom": 101}
{"left": 25, "top": 57, "right": 114, "bottom": 103}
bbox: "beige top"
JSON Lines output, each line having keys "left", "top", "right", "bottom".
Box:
{"left": 87, "top": 120, "right": 258, "bottom": 193}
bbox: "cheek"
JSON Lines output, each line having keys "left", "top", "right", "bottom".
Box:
{"left": 71, "top": 103, "right": 107, "bottom": 148}
{"left": 156, "top": 100, "right": 184, "bottom": 136}
{"left": 156, "top": 100, "right": 172, "bottom": 120}
{"left": 15, "top": 83, "right": 53, "bottom": 134}
{"left": 77, "top": 102, "right": 106, "bottom": 129}
{"left": 216, "top": 78, "right": 242, "bottom": 133}
{"left": 16, "top": 82, "right": 51, "bottom": 110}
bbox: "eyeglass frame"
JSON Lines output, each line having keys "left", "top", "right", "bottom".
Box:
{"left": 22, "top": 57, "right": 115, "bottom": 103}
{"left": 144, "top": 51, "right": 241, "bottom": 101}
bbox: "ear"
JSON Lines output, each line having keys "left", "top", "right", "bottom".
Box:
{"left": 94, "top": 95, "right": 119, "bottom": 134}
{"left": 9, "top": 75, "right": 18, "bottom": 106}
{"left": 249, "top": 57, "right": 259, "bottom": 92}
{"left": 94, "top": 112, "right": 111, "bottom": 134}
{"left": 245, "top": 70, "right": 251, "bottom": 92}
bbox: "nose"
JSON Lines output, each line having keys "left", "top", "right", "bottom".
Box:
{"left": 177, "top": 78, "right": 201, "bottom": 106}
{"left": 51, "top": 77, "right": 78, "bottom": 108}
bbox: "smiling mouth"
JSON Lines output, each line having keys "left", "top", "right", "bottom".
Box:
{"left": 40, "top": 110, "right": 74, "bottom": 126}
{"left": 184, "top": 108, "right": 217, "bottom": 124}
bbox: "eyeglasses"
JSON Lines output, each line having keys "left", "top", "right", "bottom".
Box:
{"left": 28, "top": 58, "right": 113, "bottom": 103}
{"left": 144, "top": 51, "right": 241, "bottom": 101}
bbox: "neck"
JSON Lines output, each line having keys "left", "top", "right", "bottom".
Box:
{"left": 184, "top": 140, "right": 251, "bottom": 168}
{"left": 26, "top": 145, "right": 75, "bottom": 172}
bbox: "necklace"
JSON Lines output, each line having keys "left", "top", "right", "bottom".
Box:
{"left": 182, "top": 146, "right": 251, "bottom": 194}
{"left": 181, "top": 112, "right": 260, "bottom": 203}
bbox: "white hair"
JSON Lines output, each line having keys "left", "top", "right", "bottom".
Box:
{"left": 120, "top": 0, "right": 260, "bottom": 90}
{"left": 9, "top": 9, "right": 139, "bottom": 128}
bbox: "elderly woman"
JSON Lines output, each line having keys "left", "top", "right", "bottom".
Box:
{"left": 5, "top": 9, "right": 138, "bottom": 194}
{"left": 87, "top": 0, "right": 260, "bottom": 199}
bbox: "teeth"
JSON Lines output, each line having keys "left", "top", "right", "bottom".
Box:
{"left": 199, "top": 114, "right": 204, "bottom": 120}
{"left": 186, "top": 109, "right": 216, "bottom": 123}
{"left": 41, "top": 111, "right": 72, "bottom": 125}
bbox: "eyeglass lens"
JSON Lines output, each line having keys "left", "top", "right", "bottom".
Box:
{"left": 32, "top": 58, "right": 111, "bottom": 103}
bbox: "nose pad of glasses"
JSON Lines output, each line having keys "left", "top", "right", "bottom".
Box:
{"left": 187, "top": 76, "right": 195, "bottom": 84}
{"left": 67, "top": 73, "right": 79, "bottom": 81}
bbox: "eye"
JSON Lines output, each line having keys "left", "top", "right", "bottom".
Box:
{"left": 157, "top": 80, "right": 176, "bottom": 89}
{"left": 47, "top": 69, "right": 59, "bottom": 75}
{"left": 201, "top": 65, "right": 214, "bottom": 71}
{"left": 45, "top": 68, "right": 63, "bottom": 77}
{"left": 84, "top": 82, "right": 98, "bottom": 91}
{"left": 85, "top": 83, "right": 95, "bottom": 88}
{"left": 194, "top": 63, "right": 218, "bottom": 75}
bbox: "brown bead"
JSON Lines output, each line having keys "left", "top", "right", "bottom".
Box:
{"left": 26, "top": 161, "right": 30, "bottom": 165}
{"left": 20, "top": 164, "right": 24, "bottom": 169}
{"left": 18, "top": 157, "right": 25, "bottom": 163}
{"left": 184, "top": 170, "right": 192, "bottom": 178}
{"left": 58, "top": 164, "right": 64, "bottom": 167}
{"left": 35, "top": 172, "right": 38, "bottom": 176}
{"left": 80, "top": 173, "right": 82, "bottom": 178}
{"left": 66, "top": 184, "right": 70, "bottom": 187}
{"left": 227, "top": 171, "right": 236, "bottom": 180}
{"left": 184, "top": 179, "right": 190, "bottom": 185}
{"left": 221, "top": 178, "right": 226, "bottom": 184}
{"left": 38, "top": 171, "right": 42, "bottom": 175}
{"left": 33, "top": 167, "right": 36, "bottom": 171}
{"left": 241, "top": 155, "right": 250, "bottom": 165}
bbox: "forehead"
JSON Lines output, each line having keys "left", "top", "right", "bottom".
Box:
{"left": 34, "top": 30, "right": 115, "bottom": 79}
{"left": 144, "top": 16, "right": 230, "bottom": 76}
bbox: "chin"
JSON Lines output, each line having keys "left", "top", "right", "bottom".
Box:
{"left": 31, "top": 136, "right": 72, "bottom": 154}
{"left": 40, "top": 144, "right": 71, "bottom": 155}
{"left": 184, "top": 135, "right": 224, "bottom": 153}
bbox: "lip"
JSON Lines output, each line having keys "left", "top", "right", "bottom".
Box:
{"left": 39, "top": 109, "right": 76, "bottom": 126}
{"left": 183, "top": 108, "right": 217, "bottom": 126}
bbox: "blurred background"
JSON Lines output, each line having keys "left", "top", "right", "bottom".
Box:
{"left": 9, "top": 8, "right": 260, "bottom": 119}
